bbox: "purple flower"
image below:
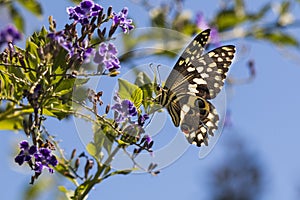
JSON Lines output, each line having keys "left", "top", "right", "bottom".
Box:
{"left": 15, "top": 140, "right": 37, "bottom": 165}
{"left": 34, "top": 148, "right": 58, "bottom": 174}
{"left": 15, "top": 140, "right": 58, "bottom": 175}
{"left": 112, "top": 7, "right": 134, "bottom": 34}
{"left": 144, "top": 135, "right": 152, "bottom": 144}
{"left": 94, "top": 43, "right": 121, "bottom": 71}
{"left": 112, "top": 98, "right": 137, "bottom": 122}
{"left": 0, "top": 25, "right": 22, "bottom": 47}
{"left": 67, "top": 0, "right": 103, "bottom": 25}
{"left": 196, "top": 13, "right": 220, "bottom": 46}
{"left": 47, "top": 31, "right": 66, "bottom": 44}
{"left": 48, "top": 32, "right": 94, "bottom": 63}
{"left": 138, "top": 114, "right": 149, "bottom": 126}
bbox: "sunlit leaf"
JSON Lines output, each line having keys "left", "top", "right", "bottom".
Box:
{"left": 135, "top": 72, "right": 154, "bottom": 109}
{"left": 214, "top": 9, "right": 245, "bottom": 31}
{"left": 0, "top": 117, "right": 23, "bottom": 130}
{"left": 17, "top": 0, "right": 43, "bottom": 17}
{"left": 118, "top": 78, "right": 143, "bottom": 108}
{"left": 86, "top": 143, "right": 97, "bottom": 157}
{"left": 54, "top": 78, "right": 75, "bottom": 96}
{"left": 8, "top": 5, "right": 24, "bottom": 32}
{"left": 256, "top": 31, "right": 299, "bottom": 47}
{"left": 248, "top": 3, "right": 271, "bottom": 21}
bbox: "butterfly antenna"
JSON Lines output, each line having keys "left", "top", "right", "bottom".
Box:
{"left": 157, "top": 64, "right": 162, "bottom": 87}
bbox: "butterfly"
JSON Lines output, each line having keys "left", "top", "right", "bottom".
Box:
{"left": 155, "top": 29, "right": 235, "bottom": 147}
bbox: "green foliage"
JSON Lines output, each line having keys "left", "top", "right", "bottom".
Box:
{"left": 118, "top": 78, "right": 143, "bottom": 109}
{"left": 8, "top": 4, "right": 25, "bottom": 32}
{"left": 134, "top": 71, "right": 155, "bottom": 110}
{"left": 2, "top": 0, "right": 42, "bottom": 33}
{"left": 92, "top": 122, "right": 116, "bottom": 156}
{"left": 214, "top": 9, "right": 246, "bottom": 31}
{"left": 256, "top": 31, "right": 299, "bottom": 47}
{"left": 0, "top": 26, "right": 90, "bottom": 129}
{"left": 17, "top": 0, "right": 43, "bottom": 17}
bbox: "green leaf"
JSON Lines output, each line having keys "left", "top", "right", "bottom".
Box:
{"left": 279, "top": 1, "right": 290, "bottom": 15}
{"left": 135, "top": 72, "right": 154, "bottom": 109}
{"left": 93, "top": 123, "right": 116, "bottom": 155}
{"left": 248, "top": 3, "right": 271, "bottom": 21}
{"left": 26, "top": 41, "right": 40, "bottom": 66}
{"left": 58, "top": 186, "right": 74, "bottom": 199}
{"left": 118, "top": 78, "right": 143, "bottom": 108}
{"left": 150, "top": 8, "right": 166, "bottom": 27}
{"left": 8, "top": 4, "right": 24, "bottom": 32}
{"left": 24, "top": 177, "right": 54, "bottom": 200}
{"left": 43, "top": 101, "right": 72, "bottom": 120}
{"left": 52, "top": 49, "right": 68, "bottom": 72}
{"left": 256, "top": 31, "right": 299, "bottom": 47}
{"left": 131, "top": 88, "right": 143, "bottom": 109}
{"left": 54, "top": 78, "right": 75, "bottom": 96}
{"left": 0, "top": 117, "right": 23, "bottom": 130}
{"left": 17, "top": 0, "right": 43, "bottom": 17}
{"left": 214, "top": 9, "right": 245, "bottom": 31}
{"left": 86, "top": 143, "right": 97, "bottom": 157}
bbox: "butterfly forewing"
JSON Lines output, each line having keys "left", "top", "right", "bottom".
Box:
{"left": 164, "top": 29, "right": 210, "bottom": 90}
{"left": 186, "top": 45, "right": 236, "bottom": 99}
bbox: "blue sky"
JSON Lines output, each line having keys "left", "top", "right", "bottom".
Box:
{"left": 1, "top": 0, "right": 300, "bottom": 199}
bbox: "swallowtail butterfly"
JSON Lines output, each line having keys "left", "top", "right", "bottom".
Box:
{"left": 156, "top": 29, "right": 235, "bottom": 147}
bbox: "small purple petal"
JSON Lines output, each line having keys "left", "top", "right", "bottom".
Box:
{"left": 15, "top": 154, "right": 25, "bottom": 165}
{"left": 0, "top": 25, "right": 22, "bottom": 46}
{"left": 49, "top": 155, "right": 58, "bottom": 166}
{"left": 67, "top": 0, "right": 102, "bottom": 25}
{"left": 108, "top": 43, "right": 118, "bottom": 55}
{"left": 24, "top": 155, "right": 32, "bottom": 162}
{"left": 94, "top": 42, "right": 121, "bottom": 71}
{"left": 34, "top": 162, "right": 43, "bottom": 173}
{"left": 121, "top": 7, "right": 128, "bottom": 15}
{"left": 112, "top": 7, "right": 134, "bottom": 33}
{"left": 20, "top": 140, "right": 29, "bottom": 149}
{"left": 39, "top": 148, "right": 51, "bottom": 157}
{"left": 112, "top": 103, "right": 122, "bottom": 112}
{"left": 80, "top": 0, "right": 94, "bottom": 10}
{"left": 195, "top": 12, "right": 220, "bottom": 45}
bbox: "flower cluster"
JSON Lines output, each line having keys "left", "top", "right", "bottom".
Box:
{"left": 0, "top": 25, "right": 22, "bottom": 47}
{"left": 111, "top": 96, "right": 149, "bottom": 140}
{"left": 112, "top": 98, "right": 138, "bottom": 122}
{"left": 47, "top": 0, "right": 135, "bottom": 68}
{"left": 67, "top": 0, "right": 103, "bottom": 25}
{"left": 48, "top": 31, "right": 95, "bottom": 63}
{"left": 112, "top": 7, "right": 134, "bottom": 34}
{"left": 112, "top": 97, "right": 149, "bottom": 126}
{"left": 94, "top": 43, "right": 121, "bottom": 71}
{"left": 15, "top": 140, "right": 58, "bottom": 174}
{"left": 196, "top": 13, "right": 220, "bottom": 46}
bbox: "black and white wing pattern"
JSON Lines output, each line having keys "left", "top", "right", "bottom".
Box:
{"left": 156, "top": 29, "right": 236, "bottom": 147}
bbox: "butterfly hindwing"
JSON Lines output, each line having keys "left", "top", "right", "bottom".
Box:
{"left": 180, "top": 96, "right": 219, "bottom": 147}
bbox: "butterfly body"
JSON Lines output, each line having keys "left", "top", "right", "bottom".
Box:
{"left": 156, "top": 29, "right": 235, "bottom": 147}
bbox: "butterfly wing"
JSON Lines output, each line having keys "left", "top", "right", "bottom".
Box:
{"left": 184, "top": 45, "right": 235, "bottom": 99}
{"left": 164, "top": 29, "right": 210, "bottom": 91}
{"left": 179, "top": 95, "right": 219, "bottom": 147}
{"left": 164, "top": 29, "right": 235, "bottom": 100}
{"left": 159, "top": 29, "right": 235, "bottom": 147}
